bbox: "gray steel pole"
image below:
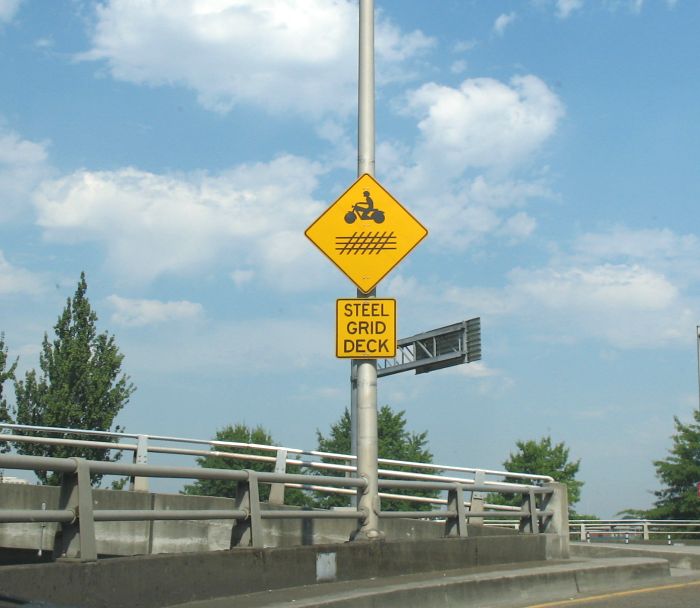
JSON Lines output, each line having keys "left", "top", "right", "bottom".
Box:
{"left": 352, "top": 0, "right": 381, "bottom": 539}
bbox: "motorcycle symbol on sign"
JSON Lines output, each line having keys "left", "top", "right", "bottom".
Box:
{"left": 344, "top": 190, "right": 385, "bottom": 224}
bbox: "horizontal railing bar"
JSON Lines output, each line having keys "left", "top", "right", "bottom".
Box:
{"left": 0, "top": 435, "right": 548, "bottom": 496}
{"left": 92, "top": 510, "right": 247, "bottom": 522}
{"left": 77, "top": 460, "right": 250, "bottom": 481}
{"left": 256, "top": 471, "right": 365, "bottom": 488}
{"left": 0, "top": 423, "right": 555, "bottom": 485}
{"left": 575, "top": 529, "right": 700, "bottom": 536}
{"left": 379, "top": 511, "right": 457, "bottom": 519}
{"left": 467, "top": 509, "right": 553, "bottom": 519}
{"left": 377, "top": 478, "right": 552, "bottom": 495}
{"left": 571, "top": 520, "right": 700, "bottom": 525}
{"left": 149, "top": 446, "right": 278, "bottom": 464}
{"left": 259, "top": 510, "right": 363, "bottom": 520}
{"left": 0, "top": 423, "right": 139, "bottom": 439}
{"left": 0, "top": 454, "right": 543, "bottom": 507}
{"left": 377, "top": 479, "right": 460, "bottom": 491}
{"left": 1, "top": 434, "right": 137, "bottom": 452}
{"left": 0, "top": 454, "right": 79, "bottom": 473}
{"left": 0, "top": 454, "right": 368, "bottom": 491}
{"left": 0, "top": 510, "right": 74, "bottom": 523}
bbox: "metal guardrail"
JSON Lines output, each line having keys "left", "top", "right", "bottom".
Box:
{"left": 0, "top": 424, "right": 565, "bottom": 562}
{"left": 0, "top": 452, "right": 559, "bottom": 562}
{"left": 0, "top": 422, "right": 553, "bottom": 503}
{"left": 570, "top": 519, "right": 700, "bottom": 543}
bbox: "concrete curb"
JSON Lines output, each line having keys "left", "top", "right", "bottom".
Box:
{"left": 572, "top": 542, "right": 700, "bottom": 570}
{"left": 173, "top": 557, "right": 670, "bottom": 608}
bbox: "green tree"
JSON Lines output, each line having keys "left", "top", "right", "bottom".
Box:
{"left": 13, "top": 273, "right": 135, "bottom": 485}
{"left": 647, "top": 410, "right": 700, "bottom": 519}
{"left": 499, "top": 436, "right": 583, "bottom": 513}
{"left": 0, "top": 333, "right": 18, "bottom": 453}
{"left": 315, "top": 406, "right": 437, "bottom": 511}
{"left": 183, "top": 424, "right": 310, "bottom": 506}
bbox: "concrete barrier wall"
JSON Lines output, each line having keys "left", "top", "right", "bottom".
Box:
{"left": 0, "top": 535, "right": 549, "bottom": 608}
{"left": 0, "top": 483, "right": 525, "bottom": 560}
{"left": 0, "top": 483, "right": 59, "bottom": 552}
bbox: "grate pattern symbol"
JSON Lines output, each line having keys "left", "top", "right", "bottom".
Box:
{"left": 335, "top": 232, "right": 397, "bottom": 255}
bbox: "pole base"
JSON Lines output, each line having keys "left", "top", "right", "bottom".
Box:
{"left": 350, "top": 528, "right": 385, "bottom": 542}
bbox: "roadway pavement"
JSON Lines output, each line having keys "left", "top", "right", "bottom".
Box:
{"left": 506, "top": 543, "right": 700, "bottom": 608}
{"left": 508, "top": 570, "right": 700, "bottom": 607}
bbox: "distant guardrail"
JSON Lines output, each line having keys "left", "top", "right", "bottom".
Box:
{"left": 570, "top": 520, "right": 700, "bottom": 544}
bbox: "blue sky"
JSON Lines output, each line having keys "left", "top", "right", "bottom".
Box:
{"left": 1, "top": 0, "right": 698, "bottom": 517}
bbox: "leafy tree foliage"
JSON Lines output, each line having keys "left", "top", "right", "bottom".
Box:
{"left": 13, "top": 273, "right": 135, "bottom": 485}
{"left": 315, "top": 406, "right": 438, "bottom": 511}
{"left": 0, "top": 334, "right": 18, "bottom": 453}
{"left": 499, "top": 436, "right": 583, "bottom": 513}
{"left": 183, "top": 424, "right": 310, "bottom": 506}
{"left": 647, "top": 410, "right": 700, "bottom": 519}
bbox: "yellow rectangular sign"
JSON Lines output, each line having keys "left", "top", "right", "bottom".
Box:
{"left": 336, "top": 298, "right": 396, "bottom": 359}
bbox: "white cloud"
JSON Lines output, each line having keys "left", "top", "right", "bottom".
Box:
{"left": 499, "top": 212, "right": 537, "bottom": 241}
{"left": 493, "top": 12, "right": 516, "bottom": 36}
{"left": 0, "top": 0, "right": 21, "bottom": 24}
{"left": 556, "top": 0, "right": 584, "bottom": 19}
{"left": 455, "top": 361, "right": 499, "bottom": 378}
{"left": 81, "top": 0, "right": 433, "bottom": 117}
{"left": 380, "top": 75, "right": 563, "bottom": 252}
{"left": 125, "top": 317, "right": 329, "bottom": 374}
{"left": 439, "top": 263, "right": 692, "bottom": 349}
{"left": 230, "top": 269, "right": 255, "bottom": 286}
{"left": 404, "top": 223, "right": 700, "bottom": 350}
{"left": 404, "top": 75, "right": 564, "bottom": 173}
{"left": 510, "top": 264, "right": 677, "bottom": 312}
{"left": 450, "top": 59, "right": 468, "bottom": 75}
{"left": 571, "top": 227, "right": 700, "bottom": 288}
{"left": 34, "top": 155, "right": 328, "bottom": 287}
{"left": 0, "top": 251, "right": 43, "bottom": 295}
{"left": 453, "top": 40, "right": 477, "bottom": 53}
{"left": 573, "top": 227, "right": 698, "bottom": 263}
{"left": 0, "top": 127, "right": 51, "bottom": 222}
{"left": 108, "top": 295, "right": 203, "bottom": 327}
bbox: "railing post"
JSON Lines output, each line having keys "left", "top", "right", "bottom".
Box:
{"left": 519, "top": 489, "right": 538, "bottom": 534}
{"left": 54, "top": 458, "right": 97, "bottom": 562}
{"left": 444, "top": 484, "right": 468, "bottom": 537}
{"left": 230, "top": 471, "right": 263, "bottom": 549}
{"left": 130, "top": 434, "right": 149, "bottom": 491}
{"left": 268, "top": 449, "right": 288, "bottom": 506}
{"left": 540, "top": 482, "right": 570, "bottom": 559}
{"left": 580, "top": 523, "right": 586, "bottom": 542}
{"left": 643, "top": 521, "right": 650, "bottom": 541}
{"left": 468, "top": 470, "right": 486, "bottom": 525}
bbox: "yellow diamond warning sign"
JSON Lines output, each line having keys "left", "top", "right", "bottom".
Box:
{"left": 336, "top": 298, "right": 396, "bottom": 358}
{"left": 305, "top": 174, "right": 428, "bottom": 294}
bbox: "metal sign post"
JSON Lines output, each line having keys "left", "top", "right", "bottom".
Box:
{"left": 353, "top": 0, "right": 380, "bottom": 539}
{"left": 304, "top": 0, "right": 427, "bottom": 538}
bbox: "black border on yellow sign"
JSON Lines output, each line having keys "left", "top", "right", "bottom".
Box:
{"left": 335, "top": 298, "right": 397, "bottom": 359}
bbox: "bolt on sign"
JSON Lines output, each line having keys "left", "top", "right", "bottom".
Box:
{"left": 336, "top": 299, "right": 396, "bottom": 358}
{"left": 305, "top": 174, "right": 428, "bottom": 294}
